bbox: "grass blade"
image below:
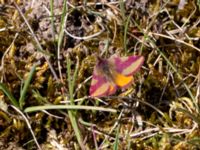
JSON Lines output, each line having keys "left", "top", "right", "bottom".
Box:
{"left": 124, "top": 13, "right": 131, "bottom": 52}
{"left": 19, "top": 64, "right": 37, "bottom": 109}
{"left": 113, "top": 125, "right": 120, "bottom": 150}
{"left": 67, "top": 58, "right": 84, "bottom": 148}
{"left": 0, "top": 83, "right": 19, "bottom": 108}
{"left": 24, "top": 105, "right": 117, "bottom": 113}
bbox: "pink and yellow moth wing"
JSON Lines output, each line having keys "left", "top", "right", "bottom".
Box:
{"left": 109, "top": 55, "right": 144, "bottom": 76}
{"left": 108, "top": 55, "right": 144, "bottom": 88}
{"left": 112, "top": 72, "right": 133, "bottom": 88}
{"left": 89, "top": 67, "right": 117, "bottom": 97}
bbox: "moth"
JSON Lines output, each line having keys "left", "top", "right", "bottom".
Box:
{"left": 89, "top": 54, "right": 144, "bottom": 97}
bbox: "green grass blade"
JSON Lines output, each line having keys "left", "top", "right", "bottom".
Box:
{"left": 19, "top": 64, "right": 37, "bottom": 109}
{"left": 187, "top": 137, "right": 200, "bottom": 146}
{"left": 24, "top": 105, "right": 117, "bottom": 113}
{"left": 124, "top": 13, "right": 131, "bottom": 52}
{"left": 57, "top": 0, "right": 67, "bottom": 80}
{"left": 0, "top": 83, "right": 19, "bottom": 108}
{"left": 67, "top": 58, "right": 74, "bottom": 104}
{"left": 198, "top": 0, "right": 200, "bottom": 10}
{"left": 66, "top": 58, "right": 84, "bottom": 148}
{"left": 119, "top": 0, "right": 125, "bottom": 22}
{"left": 113, "top": 125, "right": 120, "bottom": 150}
{"left": 72, "top": 58, "right": 79, "bottom": 96}
{"left": 50, "top": 0, "right": 56, "bottom": 41}
{"left": 119, "top": 0, "right": 129, "bottom": 52}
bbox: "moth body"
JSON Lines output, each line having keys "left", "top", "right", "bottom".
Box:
{"left": 96, "top": 57, "right": 116, "bottom": 83}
